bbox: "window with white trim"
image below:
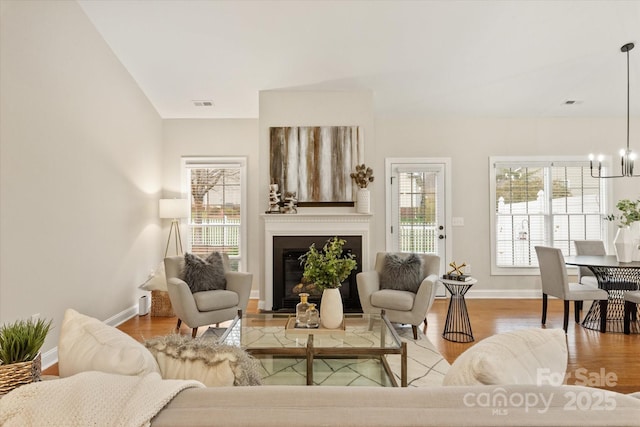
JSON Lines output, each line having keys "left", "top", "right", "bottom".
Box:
{"left": 490, "top": 157, "right": 608, "bottom": 274}
{"left": 182, "top": 157, "right": 247, "bottom": 272}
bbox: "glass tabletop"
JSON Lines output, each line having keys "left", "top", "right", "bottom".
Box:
{"left": 221, "top": 312, "right": 402, "bottom": 351}
{"left": 564, "top": 255, "right": 640, "bottom": 268}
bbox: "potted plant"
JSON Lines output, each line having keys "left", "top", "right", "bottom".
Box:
{"left": 351, "top": 164, "right": 374, "bottom": 214}
{"left": 607, "top": 198, "right": 640, "bottom": 262}
{"left": 0, "top": 317, "right": 52, "bottom": 396}
{"left": 299, "top": 237, "right": 357, "bottom": 328}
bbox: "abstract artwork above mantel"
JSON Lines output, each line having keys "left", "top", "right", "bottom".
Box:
{"left": 270, "top": 126, "right": 363, "bottom": 206}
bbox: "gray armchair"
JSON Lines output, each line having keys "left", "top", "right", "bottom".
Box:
{"left": 357, "top": 252, "right": 440, "bottom": 339}
{"left": 164, "top": 254, "right": 252, "bottom": 338}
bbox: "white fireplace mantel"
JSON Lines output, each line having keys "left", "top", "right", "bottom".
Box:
{"left": 261, "top": 213, "right": 372, "bottom": 311}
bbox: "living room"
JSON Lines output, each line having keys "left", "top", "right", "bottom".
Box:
{"left": 2, "top": 1, "right": 640, "bottom": 422}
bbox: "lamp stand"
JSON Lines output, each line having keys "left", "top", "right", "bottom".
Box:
{"left": 164, "top": 219, "right": 184, "bottom": 257}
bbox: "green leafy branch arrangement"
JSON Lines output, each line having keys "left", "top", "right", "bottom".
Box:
{"left": 606, "top": 198, "right": 640, "bottom": 227}
{"left": 298, "top": 237, "right": 357, "bottom": 290}
{"left": 0, "top": 318, "right": 52, "bottom": 364}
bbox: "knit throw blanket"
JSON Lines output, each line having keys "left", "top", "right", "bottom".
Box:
{"left": 0, "top": 371, "right": 204, "bottom": 427}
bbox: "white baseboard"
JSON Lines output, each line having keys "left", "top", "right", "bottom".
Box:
{"left": 258, "top": 289, "right": 540, "bottom": 310}
{"left": 41, "top": 304, "right": 139, "bottom": 370}
{"left": 104, "top": 304, "right": 139, "bottom": 327}
{"left": 465, "top": 289, "right": 540, "bottom": 299}
{"left": 41, "top": 347, "right": 58, "bottom": 370}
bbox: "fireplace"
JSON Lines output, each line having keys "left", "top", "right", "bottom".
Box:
{"left": 272, "top": 235, "right": 362, "bottom": 311}
{"left": 261, "top": 212, "right": 372, "bottom": 311}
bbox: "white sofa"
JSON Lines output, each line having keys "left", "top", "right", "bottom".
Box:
{"left": 152, "top": 327, "right": 640, "bottom": 426}
{"left": 151, "top": 384, "right": 640, "bottom": 426}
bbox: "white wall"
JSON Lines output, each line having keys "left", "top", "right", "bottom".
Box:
{"left": 375, "top": 117, "right": 640, "bottom": 296}
{"left": 162, "top": 119, "right": 259, "bottom": 287}
{"left": 162, "top": 94, "right": 639, "bottom": 300}
{"left": 0, "top": 0, "right": 163, "bottom": 358}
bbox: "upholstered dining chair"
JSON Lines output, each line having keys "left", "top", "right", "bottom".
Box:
{"left": 164, "top": 254, "right": 252, "bottom": 338}
{"left": 357, "top": 252, "right": 440, "bottom": 339}
{"left": 535, "top": 246, "right": 609, "bottom": 333}
{"left": 623, "top": 291, "right": 640, "bottom": 335}
{"left": 573, "top": 240, "right": 606, "bottom": 287}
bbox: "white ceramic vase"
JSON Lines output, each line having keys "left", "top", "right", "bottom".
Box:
{"left": 613, "top": 226, "right": 634, "bottom": 263}
{"left": 356, "top": 188, "right": 370, "bottom": 214}
{"left": 631, "top": 222, "right": 640, "bottom": 262}
{"left": 320, "top": 288, "right": 344, "bottom": 329}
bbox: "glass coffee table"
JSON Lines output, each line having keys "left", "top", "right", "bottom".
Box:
{"left": 220, "top": 310, "right": 407, "bottom": 387}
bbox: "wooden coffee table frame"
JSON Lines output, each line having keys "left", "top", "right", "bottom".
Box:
{"left": 221, "top": 310, "right": 408, "bottom": 387}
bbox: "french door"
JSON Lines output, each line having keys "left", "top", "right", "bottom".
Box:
{"left": 386, "top": 158, "right": 451, "bottom": 284}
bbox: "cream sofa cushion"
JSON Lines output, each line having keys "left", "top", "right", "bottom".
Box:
{"left": 442, "top": 328, "right": 567, "bottom": 386}
{"left": 58, "top": 308, "right": 160, "bottom": 377}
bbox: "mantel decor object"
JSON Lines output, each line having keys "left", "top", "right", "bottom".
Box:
{"left": 351, "top": 164, "right": 374, "bottom": 214}
{"left": 356, "top": 188, "right": 370, "bottom": 214}
{"left": 266, "top": 184, "right": 282, "bottom": 214}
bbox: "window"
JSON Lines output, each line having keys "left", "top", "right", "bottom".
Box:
{"left": 182, "top": 157, "right": 247, "bottom": 271}
{"left": 490, "top": 156, "right": 609, "bottom": 274}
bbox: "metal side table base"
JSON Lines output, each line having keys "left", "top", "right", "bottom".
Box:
{"left": 440, "top": 278, "right": 476, "bottom": 343}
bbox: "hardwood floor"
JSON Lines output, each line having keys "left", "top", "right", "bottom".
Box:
{"left": 45, "top": 298, "right": 640, "bottom": 393}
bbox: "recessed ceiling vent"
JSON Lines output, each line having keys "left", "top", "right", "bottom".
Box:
{"left": 193, "top": 100, "right": 214, "bottom": 107}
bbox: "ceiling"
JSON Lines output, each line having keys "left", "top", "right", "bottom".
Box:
{"left": 77, "top": 0, "right": 640, "bottom": 119}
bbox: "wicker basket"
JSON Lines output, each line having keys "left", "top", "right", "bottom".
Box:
{"left": 0, "top": 352, "right": 41, "bottom": 396}
{"left": 151, "top": 290, "right": 175, "bottom": 317}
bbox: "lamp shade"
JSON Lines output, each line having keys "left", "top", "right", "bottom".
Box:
{"left": 159, "top": 199, "right": 189, "bottom": 219}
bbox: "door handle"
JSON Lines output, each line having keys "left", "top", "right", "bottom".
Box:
{"left": 439, "top": 234, "right": 445, "bottom": 240}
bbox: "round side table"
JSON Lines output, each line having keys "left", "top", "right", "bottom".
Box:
{"left": 439, "top": 277, "right": 477, "bottom": 343}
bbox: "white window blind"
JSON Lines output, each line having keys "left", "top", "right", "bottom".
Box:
{"left": 491, "top": 157, "right": 607, "bottom": 271}
{"left": 395, "top": 169, "right": 439, "bottom": 254}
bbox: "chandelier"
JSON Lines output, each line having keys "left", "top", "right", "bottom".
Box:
{"left": 590, "top": 42, "right": 639, "bottom": 178}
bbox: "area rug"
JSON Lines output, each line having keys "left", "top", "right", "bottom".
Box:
{"left": 204, "top": 324, "right": 449, "bottom": 387}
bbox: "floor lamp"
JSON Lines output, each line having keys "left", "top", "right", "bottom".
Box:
{"left": 159, "top": 199, "right": 190, "bottom": 257}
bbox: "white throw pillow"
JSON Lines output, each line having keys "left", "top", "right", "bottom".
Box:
{"left": 58, "top": 308, "right": 160, "bottom": 377}
{"left": 140, "top": 262, "right": 167, "bottom": 291}
{"left": 442, "top": 328, "right": 567, "bottom": 386}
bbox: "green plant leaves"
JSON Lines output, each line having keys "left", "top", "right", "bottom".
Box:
{"left": 607, "top": 198, "right": 640, "bottom": 226}
{"left": 299, "top": 237, "right": 357, "bottom": 290}
{"left": 0, "top": 318, "right": 52, "bottom": 364}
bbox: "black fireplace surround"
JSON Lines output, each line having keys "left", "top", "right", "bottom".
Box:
{"left": 272, "top": 235, "right": 363, "bottom": 312}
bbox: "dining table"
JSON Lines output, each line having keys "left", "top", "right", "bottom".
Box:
{"left": 564, "top": 255, "right": 640, "bottom": 333}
